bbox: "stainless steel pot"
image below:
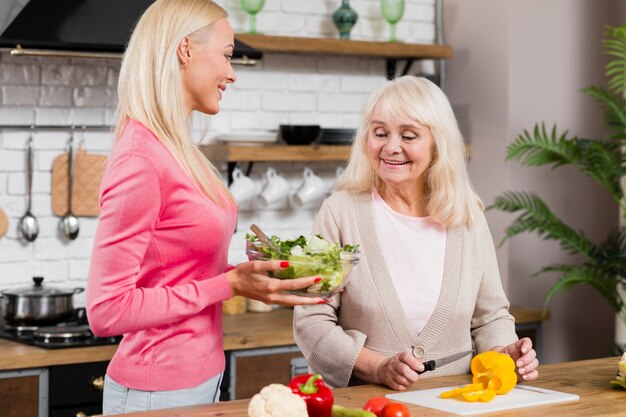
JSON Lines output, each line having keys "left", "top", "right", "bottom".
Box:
{"left": 1, "top": 276, "right": 84, "bottom": 325}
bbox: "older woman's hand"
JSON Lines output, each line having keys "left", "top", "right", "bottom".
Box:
{"left": 227, "top": 259, "right": 326, "bottom": 306}
{"left": 376, "top": 351, "right": 425, "bottom": 391}
{"left": 496, "top": 337, "right": 539, "bottom": 382}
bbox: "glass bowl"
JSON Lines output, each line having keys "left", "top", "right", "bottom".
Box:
{"left": 246, "top": 240, "right": 359, "bottom": 298}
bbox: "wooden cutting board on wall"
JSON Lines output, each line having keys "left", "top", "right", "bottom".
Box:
{"left": 51, "top": 150, "right": 107, "bottom": 217}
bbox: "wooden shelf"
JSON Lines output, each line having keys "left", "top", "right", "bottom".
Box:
{"left": 235, "top": 34, "right": 452, "bottom": 60}
{"left": 200, "top": 144, "right": 351, "bottom": 162}
{"left": 200, "top": 143, "right": 471, "bottom": 163}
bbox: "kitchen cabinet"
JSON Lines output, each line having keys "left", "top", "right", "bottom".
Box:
{"left": 0, "top": 367, "right": 48, "bottom": 417}
{"left": 49, "top": 361, "right": 107, "bottom": 417}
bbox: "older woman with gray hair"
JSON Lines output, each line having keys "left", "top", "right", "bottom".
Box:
{"left": 293, "top": 76, "right": 539, "bottom": 391}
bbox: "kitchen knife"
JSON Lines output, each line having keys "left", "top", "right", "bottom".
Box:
{"left": 417, "top": 350, "right": 473, "bottom": 374}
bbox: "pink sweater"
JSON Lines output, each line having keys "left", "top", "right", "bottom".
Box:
{"left": 87, "top": 120, "right": 237, "bottom": 391}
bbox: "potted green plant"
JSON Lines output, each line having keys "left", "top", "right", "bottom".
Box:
{"left": 489, "top": 24, "right": 626, "bottom": 354}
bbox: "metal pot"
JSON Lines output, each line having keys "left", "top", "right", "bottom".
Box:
{"left": 1, "top": 276, "right": 84, "bottom": 325}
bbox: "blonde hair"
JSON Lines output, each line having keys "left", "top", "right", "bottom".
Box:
{"left": 337, "top": 76, "right": 482, "bottom": 227}
{"left": 114, "top": 0, "right": 233, "bottom": 205}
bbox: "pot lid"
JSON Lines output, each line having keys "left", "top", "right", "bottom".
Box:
{"left": 1, "top": 276, "right": 82, "bottom": 297}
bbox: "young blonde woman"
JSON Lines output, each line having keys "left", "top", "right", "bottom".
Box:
{"left": 86, "top": 0, "right": 325, "bottom": 414}
{"left": 293, "top": 76, "right": 539, "bottom": 390}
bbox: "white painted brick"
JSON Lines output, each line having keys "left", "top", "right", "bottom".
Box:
{"left": 70, "top": 108, "right": 107, "bottom": 125}
{"left": 70, "top": 259, "right": 91, "bottom": 279}
{"left": 36, "top": 216, "right": 64, "bottom": 238}
{"left": 0, "top": 262, "right": 33, "bottom": 287}
{"left": 2, "top": 85, "right": 39, "bottom": 106}
{"left": 80, "top": 131, "right": 114, "bottom": 151}
{"left": 407, "top": 4, "right": 436, "bottom": 22}
{"left": 35, "top": 131, "right": 73, "bottom": 150}
{"left": 230, "top": 111, "right": 288, "bottom": 130}
{"left": 0, "top": 195, "right": 23, "bottom": 218}
{"left": 107, "top": 67, "right": 121, "bottom": 87}
{"left": 341, "top": 74, "right": 386, "bottom": 93}
{"left": 318, "top": 93, "right": 368, "bottom": 112}
{"left": 30, "top": 194, "right": 52, "bottom": 217}
{"left": 254, "top": 13, "right": 306, "bottom": 35}
{"left": 304, "top": 16, "right": 339, "bottom": 38}
{"left": 35, "top": 108, "right": 72, "bottom": 126}
{"left": 33, "top": 260, "right": 69, "bottom": 283}
{"left": 0, "top": 172, "right": 6, "bottom": 194}
{"left": 409, "top": 22, "right": 435, "bottom": 42}
{"left": 34, "top": 237, "right": 70, "bottom": 260}
{"left": 39, "top": 86, "right": 73, "bottom": 107}
{"left": 0, "top": 149, "right": 25, "bottom": 172}
{"left": 316, "top": 56, "right": 376, "bottom": 74}
{"left": 1, "top": 131, "right": 29, "bottom": 149}
{"left": 287, "top": 74, "right": 340, "bottom": 93}
{"left": 75, "top": 218, "right": 99, "bottom": 238}
{"left": 356, "top": 17, "right": 386, "bottom": 41}
{"left": 281, "top": 1, "right": 334, "bottom": 15}
{"left": 31, "top": 172, "right": 51, "bottom": 194}
{"left": 262, "top": 92, "right": 316, "bottom": 112}
{"left": 0, "top": 239, "right": 32, "bottom": 262}
{"left": 41, "top": 65, "right": 108, "bottom": 86}
{"left": 220, "top": 91, "right": 261, "bottom": 111}
{"left": 73, "top": 87, "right": 117, "bottom": 107}
{"left": 0, "top": 63, "right": 40, "bottom": 85}
{"left": 233, "top": 71, "right": 286, "bottom": 91}
{"left": 344, "top": 113, "right": 362, "bottom": 127}
{"left": 261, "top": 54, "right": 319, "bottom": 73}
{"left": 0, "top": 107, "right": 35, "bottom": 125}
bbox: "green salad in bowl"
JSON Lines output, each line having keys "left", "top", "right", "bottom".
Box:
{"left": 245, "top": 233, "right": 360, "bottom": 298}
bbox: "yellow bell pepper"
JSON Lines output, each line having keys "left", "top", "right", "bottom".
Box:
{"left": 440, "top": 351, "right": 517, "bottom": 403}
{"left": 471, "top": 351, "right": 517, "bottom": 395}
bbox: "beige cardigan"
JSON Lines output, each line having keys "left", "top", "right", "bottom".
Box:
{"left": 293, "top": 191, "right": 517, "bottom": 388}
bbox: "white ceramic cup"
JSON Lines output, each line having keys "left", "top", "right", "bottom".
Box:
{"left": 258, "top": 167, "right": 289, "bottom": 207}
{"left": 229, "top": 166, "right": 259, "bottom": 204}
{"left": 292, "top": 167, "right": 328, "bottom": 207}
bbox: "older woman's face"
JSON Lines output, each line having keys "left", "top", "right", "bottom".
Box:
{"left": 366, "top": 110, "right": 434, "bottom": 191}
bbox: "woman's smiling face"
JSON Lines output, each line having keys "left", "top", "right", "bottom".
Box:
{"left": 366, "top": 108, "right": 435, "bottom": 192}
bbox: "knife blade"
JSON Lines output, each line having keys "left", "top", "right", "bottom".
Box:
{"left": 417, "top": 350, "right": 473, "bottom": 374}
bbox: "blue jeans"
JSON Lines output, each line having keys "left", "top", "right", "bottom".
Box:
{"left": 102, "top": 373, "right": 223, "bottom": 415}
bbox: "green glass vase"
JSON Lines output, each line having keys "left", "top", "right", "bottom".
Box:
{"left": 332, "top": 0, "right": 358, "bottom": 39}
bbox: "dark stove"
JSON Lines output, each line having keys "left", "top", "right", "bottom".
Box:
{"left": 0, "top": 307, "right": 121, "bottom": 349}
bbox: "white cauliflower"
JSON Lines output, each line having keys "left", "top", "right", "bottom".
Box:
{"left": 247, "top": 383, "right": 308, "bottom": 417}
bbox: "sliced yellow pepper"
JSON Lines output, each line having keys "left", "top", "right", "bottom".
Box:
{"left": 440, "top": 383, "right": 484, "bottom": 398}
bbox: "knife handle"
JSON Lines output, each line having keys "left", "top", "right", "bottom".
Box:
{"left": 418, "top": 360, "right": 436, "bottom": 374}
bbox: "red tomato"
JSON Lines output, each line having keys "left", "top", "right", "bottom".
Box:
{"left": 381, "top": 402, "right": 411, "bottom": 417}
{"left": 363, "top": 397, "right": 391, "bottom": 416}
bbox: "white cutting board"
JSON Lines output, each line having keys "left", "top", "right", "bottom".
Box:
{"left": 386, "top": 385, "right": 579, "bottom": 415}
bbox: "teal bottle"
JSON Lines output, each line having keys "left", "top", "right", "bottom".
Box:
{"left": 332, "top": 0, "right": 358, "bottom": 39}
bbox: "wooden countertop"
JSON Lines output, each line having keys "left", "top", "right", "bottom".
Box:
{"left": 0, "top": 306, "right": 547, "bottom": 371}
{"left": 106, "top": 356, "right": 623, "bottom": 417}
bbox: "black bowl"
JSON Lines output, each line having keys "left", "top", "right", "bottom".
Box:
{"left": 279, "top": 125, "right": 321, "bottom": 145}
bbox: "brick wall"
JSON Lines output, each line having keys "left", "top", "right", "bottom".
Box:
{"left": 0, "top": 0, "right": 436, "bottom": 304}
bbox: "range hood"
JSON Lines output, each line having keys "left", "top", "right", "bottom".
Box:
{"left": 0, "top": 0, "right": 262, "bottom": 64}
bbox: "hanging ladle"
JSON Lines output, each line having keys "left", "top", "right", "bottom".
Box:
{"left": 18, "top": 135, "right": 39, "bottom": 242}
{"left": 60, "top": 133, "right": 79, "bottom": 240}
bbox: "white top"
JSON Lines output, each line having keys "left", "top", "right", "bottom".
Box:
{"left": 371, "top": 189, "right": 447, "bottom": 334}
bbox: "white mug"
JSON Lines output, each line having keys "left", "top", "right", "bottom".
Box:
{"left": 292, "top": 167, "right": 328, "bottom": 207}
{"left": 229, "top": 166, "right": 259, "bottom": 205}
{"left": 258, "top": 167, "right": 289, "bottom": 207}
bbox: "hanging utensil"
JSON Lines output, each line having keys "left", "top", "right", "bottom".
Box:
{"left": 60, "top": 133, "right": 80, "bottom": 240}
{"left": 0, "top": 207, "right": 8, "bottom": 238}
{"left": 18, "top": 135, "right": 39, "bottom": 242}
